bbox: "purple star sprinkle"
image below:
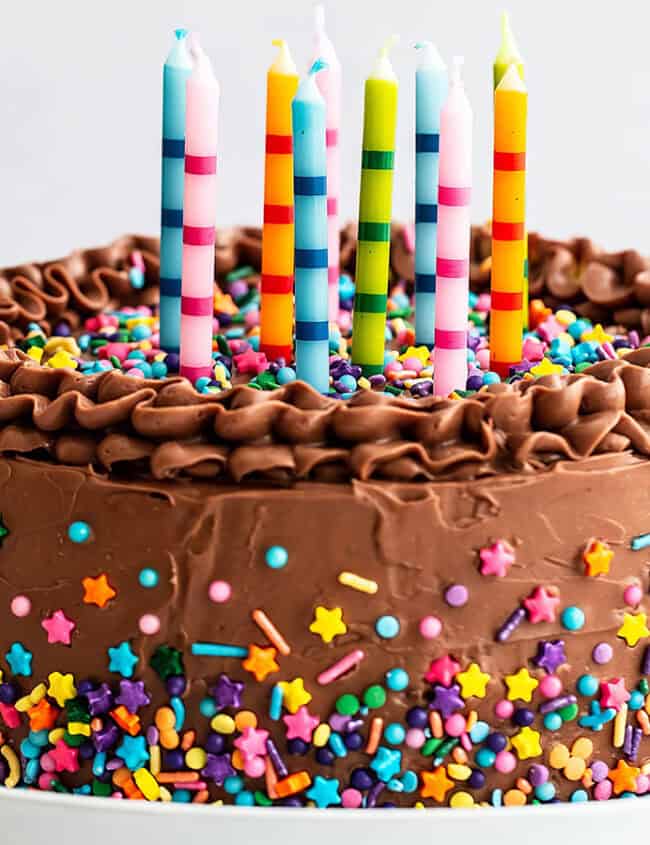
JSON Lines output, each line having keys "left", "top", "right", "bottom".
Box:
{"left": 85, "top": 683, "right": 113, "bottom": 716}
{"left": 201, "top": 753, "right": 235, "bottom": 786}
{"left": 115, "top": 680, "right": 151, "bottom": 714}
{"left": 92, "top": 723, "right": 120, "bottom": 753}
{"left": 428, "top": 683, "right": 464, "bottom": 718}
{"left": 533, "top": 640, "right": 567, "bottom": 674}
{"left": 211, "top": 674, "right": 244, "bottom": 710}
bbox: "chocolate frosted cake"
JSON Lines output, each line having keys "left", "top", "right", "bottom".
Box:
{"left": 1, "top": 226, "right": 650, "bottom": 809}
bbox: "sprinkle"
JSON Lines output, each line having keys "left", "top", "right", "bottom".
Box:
{"left": 642, "top": 646, "right": 650, "bottom": 675}
{"left": 191, "top": 643, "right": 248, "bottom": 658}
{"left": 264, "top": 545, "right": 288, "bottom": 570}
{"left": 309, "top": 606, "right": 347, "bottom": 643}
{"left": 583, "top": 539, "right": 613, "bottom": 577}
{"left": 208, "top": 580, "right": 232, "bottom": 603}
{"left": 419, "top": 615, "right": 442, "bottom": 639}
{"left": 523, "top": 586, "right": 560, "bottom": 624}
{"left": 479, "top": 540, "right": 515, "bottom": 577}
{"left": 265, "top": 737, "right": 288, "bottom": 778}
{"left": 138, "top": 568, "right": 159, "bottom": 588}
{"left": 561, "top": 606, "right": 585, "bottom": 631}
{"left": 274, "top": 771, "right": 311, "bottom": 798}
{"left": 269, "top": 684, "right": 283, "bottom": 720}
{"left": 613, "top": 703, "right": 628, "bottom": 748}
{"left": 631, "top": 533, "right": 650, "bottom": 551}
{"left": 1, "top": 745, "right": 20, "bottom": 788}
{"left": 504, "top": 668, "right": 539, "bottom": 702}
{"left": 317, "top": 650, "right": 365, "bottom": 685}
{"left": 139, "top": 614, "right": 161, "bottom": 635}
{"left": 495, "top": 606, "right": 526, "bottom": 642}
{"left": 67, "top": 521, "right": 91, "bottom": 543}
{"left": 41, "top": 610, "right": 76, "bottom": 646}
{"left": 82, "top": 573, "right": 116, "bottom": 608}
{"left": 338, "top": 571, "right": 378, "bottom": 594}
{"left": 444, "top": 584, "right": 468, "bottom": 607}
{"left": 242, "top": 644, "right": 280, "bottom": 682}
{"left": 617, "top": 612, "right": 650, "bottom": 647}
{"left": 375, "top": 615, "right": 400, "bottom": 639}
{"left": 277, "top": 678, "right": 312, "bottom": 713}
{"left": 10, "top": 595, "right": 31, "bottom": 617}
{"left": 539, "top": 695, "right": 577, "bottom": 715}
{"left": 156, "top": 771, "right": 199, "bottom": 784}
{"left": 108, "top": 641, "right": 139, "bottom": 677}
{"left": 365, "top": 717, "right": 383, "bottom": 754}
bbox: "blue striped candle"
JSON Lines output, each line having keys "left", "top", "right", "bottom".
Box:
{"left": 160, "top": 29, "right": 192, "bottom": 356}
{"left": 414, "top": 42, "right": 447, "bottom": 347}
{"left": 292, "top": 60, "right": 329, "bottom": 393}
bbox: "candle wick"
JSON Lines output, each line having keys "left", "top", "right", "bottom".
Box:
{"left": 174, "top": 28, "right": 188, "bottom": 41}
{"left": 309, "top": 58, "right": 328, "bottom": 76}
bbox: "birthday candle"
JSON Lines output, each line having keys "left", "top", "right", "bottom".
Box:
{"left": 414, "top": 42, "right": 447, "bottom": 347}
{"left": 312, "top": 6, "right": 342, "bottom": 322}
{"left": 433, "top": 57, "right": 472, "bottom": 397}
{"left": 351, "top": 39, "right": 398, "bottom": 376}
{"left": 292, "top": 60, "right": 330, "bottom": 393}
{"left": 260, "top": 41, "right": 299, "bottom": 363}
{"left": 179, "top": 39, "right": 220, "bottom": 382}
{"left": 489, "top": 64, "right": 527, "bottom": 378}
{"left": 493, "top": 11, "right": 528, "bottom": 328}
{"left": 159, "top": 30, "right": 192, "bottom": 356}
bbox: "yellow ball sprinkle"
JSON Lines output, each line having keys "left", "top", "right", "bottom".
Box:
{"left": 447, "top": 764, "right": 472, "bottom": 781}
{"left": 564, "top": 757, "right": 586, "bottom": 781}
{"left": 571, "top": 737, "right": 593, "bottom": 760}
{"left": 312, "top": 724, "right": 331, "bottom": 748}
{"left": 555, "top": 309, "right": 576, "bottom": 326}
{"left": 549, "top": 743, "right": 570, "bottom": 769}
{"left": 185, "top": 747, "right": 207, "bottom": 771}
{"left": 449, "top": 791, "right": 474, "bottom": 808}
{"left": 133, "top": 768, "right": 160, "bottom": 801}
{"left": 234, "top": 710, "right": 258, "bottom": 731}
{"left": 503, "top": 789, "right": 527, "bottom": 807}
{"left": 210, "top": 714, "right": 236, "bottom": 734}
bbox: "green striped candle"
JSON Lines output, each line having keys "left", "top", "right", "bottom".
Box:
{"left": 352, "top": 40, "right": 398, "bottom": 375}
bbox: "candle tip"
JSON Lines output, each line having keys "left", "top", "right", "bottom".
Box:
{"left": 379, "top": 34, "right": 399, "bottom": 60}
{"left": 174, "top": 28, "right": 188, "bottom": 41}
{"left": 314, "top": 4, "right": 325, "bottom": 33}
{"left": 497, "top": 10, "right": 522, "bottom": 62}
{"left": 270, "top": 40, "right": 297, "bottom": 75}
{"left": 450, "top": 55, "right": 464, "bottom": 86}
{"left": 309, "top": 58, "right": 328, "bottom": 76}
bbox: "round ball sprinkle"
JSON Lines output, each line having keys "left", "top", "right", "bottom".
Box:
{"left": 444, "top": 584, "right": 468, "bottom": 607}
{"left": 363, "top": 685, "right": 386, "bottom": 709}
{"left": 68, "top": 521, "right": 91, "bottom": 543}
{"left": 375, "top": 615, "right": 400, "bottom": 639}
{"left": 335, "top": 693, "right": 359, "bottom": 716}
{"left": 418, "top": 615, "right": 442, "bottom": 639}
{"left": 592, "top": 642, "right": 613, "bottom": 665}
{"left": 265, "top": 545, "right": 288, "bottom": 570}
{"left": 208, "top": 580, "right": 232, "bottom": 603}
{"left": 561, "top": 605, "right": 585, "bottom": 631}
{"left": 385, "top": 668, "right": 409, "bottom": 691}
{"left": 139, "top": 614, "right": 161, "bottom": 635}
{"left": 10, "top": 595, "right": 31, "bottom": 618}
{"left": 138, "top": 568, "right": 159, "bottom": 589}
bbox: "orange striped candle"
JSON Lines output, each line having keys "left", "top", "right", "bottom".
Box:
{"left": 490, "top": 63, "right": 527, "bottom": 377}
{"left": 260, "top": 40, "right": 299, "bottom": 363}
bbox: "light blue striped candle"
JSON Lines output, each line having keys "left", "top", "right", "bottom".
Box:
{"left": 292, "top": 60, "right": 329, "bottom": 393}
{"left": 160, "top": 29, "right": 192, "bottom": 355}
{"left": 415, "top": 42, "right": 447, "bottom": 347}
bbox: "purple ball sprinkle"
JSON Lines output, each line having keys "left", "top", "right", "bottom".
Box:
{"left": 590, "top": 760, "right": 609, "bottom": 783}
{"left": 592, "top": 642, "right": 613, "bottom": 665}
{"left": 445, "top": 584, "right": 469, "bottom": 608}
{"left": 527, "top": 764, "right": 549, "bottom": 787}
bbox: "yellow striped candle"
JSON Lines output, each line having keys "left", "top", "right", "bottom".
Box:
{"left": 493, "top": 11, "right": 528, "bottom": 329}
{"left": 351, "top": 39, "right": 398, "bottom": 376}
{"left": 260, "top": 41, "right": 299, "bottom": 362}
{"left": 490, "top": 64, "right": 527, "bottom": 377}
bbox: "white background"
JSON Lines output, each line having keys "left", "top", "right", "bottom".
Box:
{"left": 0, "top": 0, "right": 648, "bottom": 265}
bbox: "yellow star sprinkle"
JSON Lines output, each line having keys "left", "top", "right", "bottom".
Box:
{"left": 309, "top": 606, "right": 347, "bottom": 644}
{"left": 583, "top": 539, "right": 613, "bottom": 577}
{"left": 278, "top": 677, "right": 312, "bottom": 714}
{"left": 510, "top": 726, "right": 542, "bottom": 760}
{"left": 456, "top": 663, "right": 491, "bottom": 699}
{"left": 397, "top": 345, "right": 430, "bottom": 365}
{"left": 47, "top": 671, "right": 77, "bottom": 707}
{"left": 46, "top": 349, "right": 78, "bottom": 370}
{"left": 504, "top": 668, "right": 539, "bottom": 702}
{"left": 27, "top": 346, "right": 44, "bottom": 363}
{"left": 582, "top": 324, "right": 613, "bottom": 344}
{"left": 530, "top": 358, "right": 564, "bottom": 377}
{"left": 617, "top": 612, "right": 650, "bottom": 647}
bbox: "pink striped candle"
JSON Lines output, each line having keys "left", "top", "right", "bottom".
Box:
{"left": 433, "top": 57, "right": 472, "bottom": 397}
{"left": 312, "top": 5, "right": 341, "bottom": 321}
{"left": 179, "top": 38, "right": 220, "bottom": 382}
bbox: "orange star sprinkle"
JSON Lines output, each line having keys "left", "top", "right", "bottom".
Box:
{"left": 243, "top": 644, "right": 280, "bottom": 682}
{"left": 27, "top": 698, "right": 59, "bottom": 732}
{"left": 608, "top": 759, "right": 640, "bottom": 795}
{"left": 420, "top": 766, "right": 454, "bottom": 802}
{"left": 82, "top": 573, "right": 116, "bottom": 608}
{"left": 583, "top": 539, "right": 613, "bottom": 577}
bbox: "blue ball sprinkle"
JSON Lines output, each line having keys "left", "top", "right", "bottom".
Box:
{"left": 543, "top": 712, "right": 562, "bottom": 732}
{"left": 561, "top": 606, "right": 585, "bottom": 631}
{"left": 68, "top": 521, "right": 91, "bottom": 543}
{"left": 475, "top": 748, "right": 496, "bottom": 768}
{"left": 384, "top": 723, "right": 406, "bottom": 745}
{"left": 224, "top": 775, "right": 244, "bottom": 795}
{"left": 235, "top": 790, "right": 255, "bottom": 806}
{"left": 385, "top": 668, "right": 409, "bottom": 691}
{"left": 265, "top": 545, "right": 288, "bottom": 570}
{"left": 535, "top": 782, "right": 556, "bottom": 802}
{"left": 277, "top": 366, "right": 296, "bottom": 385}
{"left": 576, "top": 674, "right": 598, "bottom": 697}
{"left": 131, "top": 324, "right": 151, "bottom": 341}
{"left": 138, "top": 568, "right": 159, "bottom": 588}
{"left": 151, "top": 361, "right": 168, "bottom": 379}
{"left": 570, "top": 789, "right": 589, "bottom": 802}
{"left": 400, "top": 770, "right": 418, "bottom": 793}
{"left": 375, "top": 615, "right": 400, "bottom": 639}
{"left": 199, "top": 697, "right": 218, "bottom": 718}
{"left": 469, "top": 721, "right": 490, "bottom": 744}
{"left": 629, "top": 689, "right": 644, "bottom": 711}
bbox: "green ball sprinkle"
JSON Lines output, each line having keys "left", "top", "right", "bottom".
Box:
{"left": 558, "top": 702, "right": 579, "bottom": 722}
{"left": 363, "top": 685, "right": 386, "bottom": 709}
{"left": 336, "top": 693, "right": 360, "bottom": 716}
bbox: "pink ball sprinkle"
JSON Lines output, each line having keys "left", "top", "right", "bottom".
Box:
{"left": 624, "top": 584, "right": 643, "bottom": 607}
{"left": 10, "top": 595, "right": 31, "bottom": 617}
{"left": 139, "top": 614, "right": 160, "bottom": 635}
{"left": 384, "top": 361, "right": 403, "bottom": 376}
{"left": 208, "top": 580, "right": 232, "bottom": 603}
{"left": 539, "top": 675, "right": 563, "bottom": 699}
{"left": 445, "top": 713, "right": 466, "bottom": 737}
{"left": 494, "top": 750, "right": 517, "bottom": 774}
{"left": 403, "top": 357, "right": 423, "bottom": 374}
{"left": 342, "top": 788, "right": 363, "bottom": 809}
{"left": 244, "top": 756, "right": 266, "bottom": 778}
{"left": 495, "top": 699, "right": 514, "bottom": 719}
{"left": 38, "top": 773, "right": 56, "bottom": 790}
{"left": 405, "top": 728, "right": 426, "bottom": 749}
{"left": 594, "top": 780, "right": 613, "bottom": 801}
{"left": 419, "top": 615, "right": 442, "bottom": 639}
{"left": 636, "top": 774, "right": 649, "bottom": 795}
{"left": 127, "top": 368, "right": 145, "bottom": 378}
{"left": 40, "top": 753, "right": 55, "bottom": 773}
{"left": 476, "top": 348, "right": 490, "bottom": 370}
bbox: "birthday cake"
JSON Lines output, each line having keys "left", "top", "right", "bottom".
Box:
{"left": 0, "top": 225, "right": 649, "bottom": 809}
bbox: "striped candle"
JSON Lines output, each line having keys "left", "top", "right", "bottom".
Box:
{"left": 490, "top": 64, "right": 527, "bottom": 378}
{"left": 179, "top": 40, "right": 220, "bottom": 382}
{"left": 414, "top": 42, "right": 447, "bottom": 348}
{"left": 260, "top": 41, "right": 299, "bottom": 363}
{"left": 494, "top": 11, "right": 528, "bottom": 329}
{"left": 433, "top": 57, "right": 472, "bottom": 398}
{"left": 159, "top": 29, "right": 192, "bottom": 356}
{"left": 312, "top": 6, "right": 342, "bottom": 322}
{"left": 351, "top": 39, "right": 398, "bottom": 376}
{"left": 292, "top": 60, "right": 329, "bottom": 393}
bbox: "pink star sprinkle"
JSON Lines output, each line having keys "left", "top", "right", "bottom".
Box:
{"left": 233, "top": 726, "right": 269, "bottom": 761}
{"left": 283, "top": 706, "right": 320, "bottom": 743}
{"left": 41, "top": 609, "right": 76, "bottom": 646}
{"left": 479, "top": 540, "right": 515, "bottom": 578}
{"left": 424, "top": 655, "right": 460, "bottom": 687}
{"left": 600, "top": 678, "right": 631, "bottom": 712}
{"left": 49, "top": 739, "right": 79, "bottom": 773}
{"left": 523, "top": 586, "right": 561, "bottom": 624}
{"left": 233, "top": 348, "right": 268, "bottom": 375}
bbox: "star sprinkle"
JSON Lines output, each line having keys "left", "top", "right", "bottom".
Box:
{"left": 309, "top": 606, "right": 347, "bottom": 644}
{"left": 283, "top": 705, "right": 320, "bottom": 742}
{"left": 211, "top": 674, "right": 244, "bottom": 710}
{"left": 582, "top": 323, "right": 613, "bottom": 344}
{"left": 46, "top": 349, "right": 78, "bottom": 370}
{"left": 523, "top": 586, "right": 560, "bottom": 624}
{"left": 233, "top": 347, "right": 268, "bottom": 375}
{"left": 306, "top": 775, "right": 342, "bottom": 808}
{"left": 608, "top": 759, "right": 640, "bottom": 795}
{"left": 479, "top": 540, "right": 515, "bottom": 577}
{"left": 149, "top": 645, "right": 184, "bottom": 680}
{"left": 583, "top": 539, "right": 613, "bottom": 577}
{"left": 370, "top": 746, "right": 402, "bottom": 782}
{"left": 397, "top": 345, "right": 430, "bottom": 365}
{"left": 456, "top": 662, "right": 491, "bottom": 699}
{"left": 115, "top": 680, "right": 150, "bottom": 714}
{"left": 429, "top": 684, "right": 464, "bottom": 718}
{"left": 504, "top": 667, "right": 539, "bottom": 702}
{"left": 5, "top": 642, "right": 32, "bottom": 676}
{"left": 202, "top": 753, "right": 235, "bottom": 786}
{"left": 49, "top": 739, "right": 79, "bottom": 773}
{"left": 85, "top": 683, "right": 113, "bottom": 716}
{"left": 42, "top": 609, "right": 76, "bottom": 645}
{"left": 108, "top": 641, "right": 138, "bottom": 678}
{"left": 234, "top": 726, "right": 269, "bottom": 761}
{"left": 617, "top": 612, "right": 650, "bottom": 647}
{"left": 510, "top": 726, "right": 542, "bottom": 760}
{"left": 82, "top": 573, "right": 116, "bottom": 608}
{"left": 0, "top": 514, "right": 9, "bottom": 547}
{"left": 116, "top": 734, "right": 149, "bottom": 771}
{"left": 47, "top": 671, "right": 77, "bottom": 707}
{"left": 243, "top": 644, "right": 280, "bottom": 682}
{"left": 424, "top": 655, "right": 460, "bottom": 687}
{"left": 578, "top": 700, "right": 616, "bottom": 732}
{"left": 530, "top": 358, "right": 564, "bottom": 377}
{"left": 278, "top": 677, "right": 312, "bottom": 714}
{"left": 533, "top": 640, "right": 567, "bottom": 674}
{"left": 600, "top": 678, "right": 630, "bottom": 711}
{"left": 420, "top": 766, "right": 454, "bottom": 802}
